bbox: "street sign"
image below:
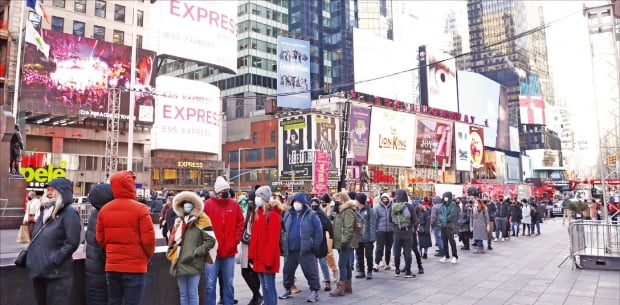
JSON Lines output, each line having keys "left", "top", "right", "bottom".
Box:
{"left": 432, "top": 161, "right": 438, "bottom": 168}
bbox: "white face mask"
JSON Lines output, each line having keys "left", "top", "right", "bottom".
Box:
{"left": 293, "top": 202, "right": 303, "bottom": 211}
{"left": 255, "top": 197, "right": 263, "bottom": 207}
{"left": 444, "top": 198, "right": 449, "bottom": 202}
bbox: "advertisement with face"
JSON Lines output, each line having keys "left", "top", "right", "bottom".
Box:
{"left": 425, "top": 48, "right": 458, "bottom": 113}
{"left": 279, "top": 115, "right": 314, "bottom": 181}
{"left": 151, "top": 0, "right": 237, "bottom": 73}
{"left": 454, "top": 122, "right": 471, "bottom": 171}
{"left": 277, "top": 37, "right": 311, "bottom": 109}
{"left": 415, "top": 118, "right": 453, "bottom": 167}
{"left": 367, "top": 108, "right": 415, "bottom": 167}
{"left": 313, "top": 115, "right": 339, "bottom": 180}
{"left": 470, "top": 126, "right": 485, "bottom": 169}
{"left": 348, "top": 107, "right": 371, "bottom": 163}
{"left": 151, "top": 76, "right": 221, "bottom": 155}
{"left": 20, "top": 29, "right": 157, "bottom": 124}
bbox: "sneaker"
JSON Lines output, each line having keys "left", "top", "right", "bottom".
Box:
{"left": 279, "top": 290, "right": 292, "bottom": 299}
{"left": 372, "top": 264, "right": 379, "bottom": 272}
{"left": 450, "top": 257, "right": 458, "bottom": 264}
{"left": 394, "top": 269, "right": 400, "bottom": 277}
{"left": 384, "top": 264, "right": 392, "bottom": 271}
{"left": 291, "top": 285, "right": 302, "bottom": 294}
{"left": 493, "top": 238, "right": 498, "bottom": 242}
{"left": 501, "top": 238, "right": 505, "bottom": 242}
{"left": 404, "top": 271, "right": 416, "bottom": 278}
{"left": 306, "top": 291, "right": 319, "bottom": 303}
{"left": 439, "top": 257, "right": 449, "bottom": 263}
{"left": 378, "top": 261, "right": 386, "bottom": 268}
{"left": 418, "top": 267, "right": 424, "bottom": 274}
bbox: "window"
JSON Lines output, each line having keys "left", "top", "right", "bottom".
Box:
{"left": 93, "top": 25, "right": 105, "bottom": 40}
{"left": 136, "top": 34, "right": 143, "bottom": 49}
{"left": 114, "top": 4, "right": 126, "bottom": 22}
{"left": 264, "top": 147, "right": 276, "bottom": 160}
{"left": 113, "top": 30, "right": 124, "bottom": 44}
{"left": 247, "top": 168, "right": 260, "bottom": 182}
{"left": 95, "top": 0, "right": 106, "bottom": 18}
{"left": 252, "top": 132, "right": 258, "bottom": 144}
{"left": 74, "top": 0, "right": 86, "bottom": 13}
{"left": 270, "top": 130, "right": 276, "bottom": 142}
{"left": 137, "top": 10, "right": 144, "bottom": 27}
{"left": 245, "top": 149, "right": 262, "bottom": 162}
{"left": 51, "top": 16, "right": 64, "bottom": 32}
{"left": 52, "top": 0, "right": 65, "bottom": 8}
{"left": 28, "top": 12, "right": 42, "bottom": 29}
{"left": 73, "top": 21, "right": 85, "bottom": 36}
{"left": 229, "top": 151, "right": 240, "bottom": 163}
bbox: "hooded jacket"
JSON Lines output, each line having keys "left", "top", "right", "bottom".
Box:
{"left": 439, "top": 192, "right": 458, "bottom": 228}
{"left": 248, "top": 202, "right": 283, "bottom": 273}
{"left": 357, "top": 203, "right": 377, "bottom": 242}
{"left": 374, "top": 194, "right": 393, "bottom": 232}
{"left": 26, "top": 178, "right": 81, "bottom": 279}
{"left": 389, "top": 190, "right": 418, "bottom": 232}
{"left": 85, "top": 184, "right": 114, "bottom": 305}
{"left": 203, "top": 195, "right": 244, "bottom": 258}
{"left": 283, "top": 193, "right": 323, "bottom": 253}
{"left": 430, "top": 196, "right": 443, "bottom": 228}
{"left": 332, "top": 200, "right": 358, "bottom": 249}
{"left": 169, "top": 191, "right": 216, "bottom": 276}
{"left": 96, "top": 171, "right": 156, "bottom": 273}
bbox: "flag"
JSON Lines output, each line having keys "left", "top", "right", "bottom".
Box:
{"left": 25, "top": 20, "right": 49, "bottom": 59}
{"left": 26, "top": 0, "right": 50, "bottom": 24}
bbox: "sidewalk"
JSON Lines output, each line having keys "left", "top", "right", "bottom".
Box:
{"left": 1, "top": 218, "right": 618, "bottom": 305}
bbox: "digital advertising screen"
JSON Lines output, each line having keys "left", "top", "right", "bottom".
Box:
{"left": 277, "top": 37, "right": 311, "bottom": 109}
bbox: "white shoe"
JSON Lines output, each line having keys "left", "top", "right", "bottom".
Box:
{"left": 493, "top": 238, "right": 498, "bottom": 242}
{"left": 372, "top": 264, "right": 379, "bottom": 272}
{"left": 439, "top": 257, "right": 449, "bottom": 263}
{"left": 378, "top": 261, "right": 386, "bottom": 268}
{"left": 450, "top": 257, "right": 458, "bottom": 264}
{"left": 501, "top": 238, "right": 505, "bottom": 242}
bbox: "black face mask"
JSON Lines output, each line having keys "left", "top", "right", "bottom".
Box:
{"left": 321, "top": 203, "right": 327, "bottom": 207}
{"left": 220, "top": 192, "right": 230, "bottom": 199}
{"left": 311, "top": 205, "right": 319, "bottom": 211}
{"left": 28, "top": 196, "right": 33, "bottom": 201}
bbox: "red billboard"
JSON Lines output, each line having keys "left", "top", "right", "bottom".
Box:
{"left": 20, "top": 29, "right": 157, "bottom": 125}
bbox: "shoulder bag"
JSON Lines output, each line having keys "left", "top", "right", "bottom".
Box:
{"left": 15, "top": 221, "right": 51, "bottom": 268}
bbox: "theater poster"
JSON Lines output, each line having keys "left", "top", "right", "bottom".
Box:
{"left": 313, "top": 151, "right": 329, "bottom": 194}
{"left": 470, "top": 126, "right": 485, "bottom": 169}
{"left": 279, "top": 115, "right": 313, "bottom": 181}
{"left": 312, "top": 115, "right": 339, "bottom": 181}
{"left": 414, "top": 118, "right": 453, "bottom": 167}
{"left": 348, "top": 106, "right": 371, "bottom": 163}
{"left": 454, "top": 122, "right": 471, "bottom": 171}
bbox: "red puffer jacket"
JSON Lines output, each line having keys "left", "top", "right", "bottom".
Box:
{"left": 96, "top": 171, "right": 155, "bottom": 273}
{"left": 203, "top": 197, "right": 244, "bottom": 258}
{"left": 248, "top": 206, "right": 282, "bottom": 273}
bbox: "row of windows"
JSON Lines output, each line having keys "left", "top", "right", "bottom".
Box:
{"left": 228, "top": 147, "right": 276, "bottom": 163}
{"left": 238, "top": 55, "right": 277, "bottom": 72}
{"left": 51, "top": 0, "right": 144, "bottom": 26}
{"left": 43, "top": 14, "right": 142, "bottom": 47}
{"left": 212, "top": 73, "right": 278, "bottom": 91}
{"left": 239, "top": 38, "right": 277, "bottom": 55}
{"left": 77, "top": 155, "right": 144, "bottom": 172}
{"left": 238, "top": 20, "right": 283, "bottom": 38}
{"left": 238, "top": 2, "right": 289, "bottom": 24}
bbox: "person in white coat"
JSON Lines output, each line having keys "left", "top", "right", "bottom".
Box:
{"left": 521, "top": 199, "right": 532, "bottom": 236}
{"left": 23, "top": 191, "right": 41, "bottom": 234}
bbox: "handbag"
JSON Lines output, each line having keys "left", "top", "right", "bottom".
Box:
{"left": 241, "top": 211, "right": 253, "bottom": 245}
{"left": 14, "top": 220, "right": 50, "bottom": 268}
{"left": 16, "top": 225, "right": 30, "bottom": 243}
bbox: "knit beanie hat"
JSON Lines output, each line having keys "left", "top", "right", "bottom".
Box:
{"left": 348, "top": 191, "right": 357, "bottom": 202}
{"left": 255, "top": 186, "right": 272, "bottom": 203}
{"left": 320, "top": 194, "right": 331, "bottom": 203}
{"left": 214, "top": 176, "right": 230, "bottom": 193}
{"left": 355, "top": 193, "right": 367, "bottom": 205}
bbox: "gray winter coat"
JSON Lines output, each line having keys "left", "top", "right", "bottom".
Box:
{"left": 471, "top": 208, "right": 490, "bottom": 240}
{"left": 374, "top": 201, "right": 393, "bottom": 232}
{"left": 430, "top": 197, "right": 443, "bottom": 228}
{"left": 357, "top": 205, "right": 377, "bottom": 242}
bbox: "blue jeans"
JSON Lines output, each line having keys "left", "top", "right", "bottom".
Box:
{"left": 317, "top": 257, "right": 330, "bottom": 282}
{"left": 282, "top": 251, "right": 320, "bottom": 292}
{"left": 337, "top": 248, "right": 353, "bottom": 281}
{"left": 511, "top": 221, "right": 521, "bottom": 235}
{"left": 177, "top": 274, "right": 201, "bottom": 305}
{"left": 258, "top": 272, "right": 277, "bottom": 305}
{"left": 106, "top": 272, "right": 145, "bottom": 305}
{"left": 205, "top": 256, "right": 235, "bottom": 305}
{"left": 533, "top": 219, "right": 541, "bottom": 234}
{"left": 432, "top": 226, "right": 444, "bottom": 254}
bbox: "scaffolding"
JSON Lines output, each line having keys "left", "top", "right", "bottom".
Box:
{"left": 585, "top": 4, "right": 620, "bottom": 203}
{"left": 104, "top": 88, "right": 121, "bottom": 181}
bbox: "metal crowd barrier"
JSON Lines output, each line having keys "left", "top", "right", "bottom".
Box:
{"left": 568, "top": 219, "right": 620, "bottom": 271}
{"left": 78, "top": 203, "right": 93, "bottom": 225}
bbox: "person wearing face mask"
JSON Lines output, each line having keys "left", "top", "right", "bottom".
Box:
{"left": 203, "top": 176, "right": 245, "bottom": 305}
{"left": 310, "top": 198, "right": 334, "bottom": 291}
{"left": 279, "top": 192, "right": 323, "bottom": 302}
{"left": 438, "top": 192, "right": 458, "bottom": 264}
{"left": 319, "top": 194, "right": 338, "bottom": 282}
{"left": 25, "top": 178, "right": 81, "bottom": 305}
{"left": 470, "top": 199, "right": 490, "bottom": 254}
{"left": 168, "top": 191, "right": 217, "bottom": 305}
{"left": 429, "top": 196, "right": 445, "bottom": 257}
{"left": 354, "top": 193, "right": 377, "bottom": 280}
{"left": 238, "top": 190, "right": 263, "bottom": 305}
{"left": 248, "top": 186, "right": 282, "bottom": 305}
{"left": 373, "top": 193, "right": 394, "bottom": 272}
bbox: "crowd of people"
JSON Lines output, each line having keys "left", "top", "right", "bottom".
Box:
{"left": 22, "top": 173, "right": 611, "bottom": 305}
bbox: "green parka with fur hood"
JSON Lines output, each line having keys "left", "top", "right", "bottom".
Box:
{"left": 332, "top": 199, "right": 358, "bottom": 250}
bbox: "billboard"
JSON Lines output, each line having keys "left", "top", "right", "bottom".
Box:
{"left": 423, "top": 47, "right": 458, "bottom": 112}
{"left": 279, "top": 115, "right": 313, "bottom": 181}
{"left": 348, "top": 106, "right": 371, "bottom": 163}
{"left": 414, "top": 118, "right": 453, "bottom": 167}
{"left": 367, "top": 108, "right": 416, "bottom": 167}
{"left": 457, "top": 71, "right": 511, "bottom": 151}
{"left": 313, "top": 151, "right": 330, "bottom": 194}
{"left": 353, "top": 28, "right": 419, "bottom": 104}
{"left": 277, "top": 37, "right": 311, "bottom": 109}
{"left": 454, "top": 122, "right": 471, "bottom": 171}
{"left": 21, "top": 29, "right": 157, "bottom": 124}
{"left": 151, "top": 76, "right": 221, "bottom": 155}
{"left": 151, "top": 0, "right": 237, "bottom": 73}
{"left": 519, "top": 95, "right": 546, "bottom": 125}
{"left": 470, "top": 126, "right": 485, "bottom": 169}
{"left": 312, "top": 115, "right": 340, "bottom": 180}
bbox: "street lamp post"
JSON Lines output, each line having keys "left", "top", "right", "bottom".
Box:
{"left": 238, "top": 148, "right": 249, "bottom": 188}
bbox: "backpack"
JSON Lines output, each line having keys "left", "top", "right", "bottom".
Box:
{"left": 351, "top": 209, "right": 366, "bottom": 240}
{"left": 391, "top": 202, "right": 411, "bottom": 230}
{"left": 268, "top": 211, "right": 289, "bottom": 257}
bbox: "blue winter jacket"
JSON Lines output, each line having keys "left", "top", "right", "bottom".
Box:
{"left": 283, "top": 205, "right": 323, "bottom": 253}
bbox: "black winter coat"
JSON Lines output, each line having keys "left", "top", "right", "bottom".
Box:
{"left": 509, "top": 204, "right": 523, "bottom": 223}
{"left": 85, "top": 184, "right": 114, "bottom": 305}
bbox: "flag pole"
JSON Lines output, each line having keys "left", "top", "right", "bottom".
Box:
{"left": 12, "top": 0, "right": 26, "bottom": 118}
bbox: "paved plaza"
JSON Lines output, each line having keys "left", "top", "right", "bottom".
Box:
{"left": 1, "top": 217, "right": 618, "bottom": 305}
